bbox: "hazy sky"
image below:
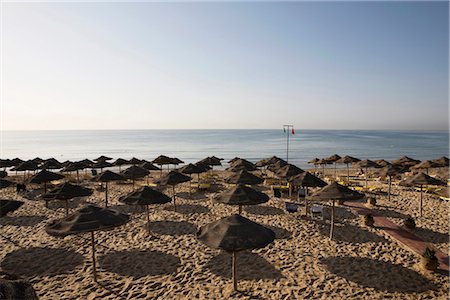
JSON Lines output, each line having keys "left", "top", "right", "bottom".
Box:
{"left": 2, "top": 1, "right": 449, "bottom": 130}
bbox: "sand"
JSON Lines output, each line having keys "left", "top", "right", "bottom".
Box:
{"left": 0, "top": 169, "right": 448, "bottom": 299}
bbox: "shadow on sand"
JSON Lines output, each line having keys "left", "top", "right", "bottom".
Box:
{"left": 318, "top": 223, "right": 388, "bottom": 244}
{"left": 0, "top": 215, "right": 47, "bottom": 227}
{"left": 244, "top": 205, "right": 284, "bottom": 216}
{"left": 165, "top": 204, "right": 210, "bottom": 215}
{"left": 148, "top": 220, "right": 197, "bottom": 236}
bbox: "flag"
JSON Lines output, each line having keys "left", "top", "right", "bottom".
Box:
{"left": 292, "top": 127, "right": 295, "bottom": 135}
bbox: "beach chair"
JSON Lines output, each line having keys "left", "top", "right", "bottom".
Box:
{"left": 297, "top": 188, "right": 306, "bottom": 200}
{"left": 311, "top": 205, "right": 324, "bottom": 220}
{"left": 285, "top": 202, "right": 298, "bottom": 213}
{"left": 91, "top": 169, "right": 98, "bottom": 176}
{"left": 198, "top": 183, "right": 211, "bottom": 191}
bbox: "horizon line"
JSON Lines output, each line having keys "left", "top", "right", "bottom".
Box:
{"left": 1, "top": 128, "right": 449, "bottom": 132}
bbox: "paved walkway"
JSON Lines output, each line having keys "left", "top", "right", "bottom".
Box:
{"left": 346, "top": 201, "right": 449, "bottom": 272}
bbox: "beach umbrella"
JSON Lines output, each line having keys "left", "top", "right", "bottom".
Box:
{"left": 113, "top": 158, "right": 129, "bottom": 171}
{"left": 432, "top": 156, "right": 449, "bottom": 168}
{"left": 392, "top": 156, "right": 420, "bottom": 168}
{"left": 31, "top": 157, "right": 44, "bottom": 164}
{"left": 28, "top": 170, "right": 65, "bottom": 208}
{"left": 0, "top": 179, "right": 14, "bottom": 189}
{"left": 267, "top": 159, "right": 288, "bottom": 173}
{"left": 93, "top": 171, "right": 125, "bottom": 207}
{"left": 11, "top": 158, "right": 24, "bottom": 166}
{"left": 45, "top": 205, "right": 130, "bottom": 282}
{"left": 227, "top": 159, "right": 257, "bottom": 172}
{"left": 374, "top": 165, "right": 408, "bottom": 201}
{"left": 62, "top": 162, "right": 88, "bottom": 183}
{"left": 152, "top": 155, "right": 174, "bottom": 174}
{"left": 79, "top": 159, "right": 94, "bottom": 167}
{"left": 119, "top": 186, "right": 171, "bottom": 233}
{"left": 310, "top": 182, "right": 364, "bottom": 239}
{"left": 128, "top": 157, "right": 142, "bottom": 165}
{"left": 170, "top": 158, "right": 184, "bottom": 169}
{"left": 400, "top": 173, "right": 445, "bottom": 217}
{"left": 308, "top": 158, "right": 320, "bottom": 172}
{"left": 91, "top": 161, "right": 113, "bottom": 173}
{"left": 94, "top": 155, "right": 113, "bottom": 162}
{"left": 289, "top": 172, "right": 327, "bottom": 215}
{"left": 316, "top": 158, "right": 332, "bottom": 177}
{"left": 214, "top": 184, "right": 269, "bottom": 214}
{"left": 0, "top": 199, "right": 24, "bottom": 217}
{"left": 179, "top": 163, "right": 207, "bottom": 187}
{"left": 336, "top": 156, "right": 360, "bottom": 183}
{"left": 226, "top": 170, "right": 263, "bottom": 186}
{"left": 324, "top": 154, "right": 341, "bottom": 179}
{"left": 42, "top": 183, "right": 93, "bottom": 215}
{"left": 411, "top": 160, "right": 439, "bottom": 175}
{"left": 11, "top": 160, "right": 40, "bottom": 178}
{"left": 228, "top": 157, "right": 241, "bottom": 164}
{"left": 0, "top": 159, "right": 14, "bottom": 169}
{"left": 374, "top": 159, "right": 391, "bottom": 167}
{"left": 197, "top": 156, "right": 222, "bottom": 168}
{"left": 40, "top": 159, "right": 63, "bottom": 170}
{"left": 139, "top": 162, "right": 161, "bottom": 184}
{"left": 155, "top": 171, "right": 191, "bottom": 211}
{"left": 355, "top": 159, "right": 380, "bottom": 188}
{"left": 120, "top": 165, "right": 149, "bottom": 189}
{"left": 275, "top": 164, "right": 304, "bottom": 179}
{"left": 197, "top": 214, "right": 275, "bottom": 291}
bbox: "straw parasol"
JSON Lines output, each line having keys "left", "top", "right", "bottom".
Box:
{"left": 39, "top": 158, "right": 62, "bottom": 170}
{"left": 411, "top": 160, "right": 439, "bottom": 175}
{"left": 0, "top": 179, "right": 14, "bottom": 189}
{"left": 213, "top": 184, "right": 269, "bottom": 214}
{"left": 155, "top": 171, "right": 191, "bottom": 211}
{"left": 42, "top": 183, "right": 93, "bottom": 215}
{"left": 267, "top": 159, "right": 288, "bottom": 173}
{"left": 153, "top": 155, "right": 174, "bottom": 174}
{"left": 11, "top": 160, "right": 40, "bottom": 178}
{"left": 374, "top": 159, "right": 391, "bottom": 167}
{"left": 275, "top": 164, "right": 304, "bottom": 179}
{"left": 225, "top": 170, "right": 263, "bottom": 185}
{"left": 324, "top": 154, "right": 341, "bottom": 179}
{"left": 400, "top": 173, "right": 445, "bottom": 217}
{"left": 128, "top": 157, "right": 142, "bottom": 165}
{"left": 432, "top": 156, "right": 449, "bottom": 168}
{"left": 309, "top": 182, "right": 364, "bottom": 239}
{"left": 289, "top": 172, "right": 327, "bottom": 215}
{"left": 62, "top": 161, "right": 89, "bottom": 183}
{"left": 228, "top": 157, "right": 241, "bottom": 164}
{"left": 197, "top": 156, "right": 223, "bottom": 168}
{"left": 0, "top": 159, "right": 14, "bottom": 169}
{"left": 91, "top": 161, "right": 113, "bottom": 173}
{"left": 355, "top": 159, "right": 380, "bottom": 188}
{"left": 119, "top": 186, "right": 171, "bottom": 233}
{"left": 45, "top": 205, "right": 130, "bottom": 282}
{"left": 93, "top": 171, "right": 125, "bottom": 207}
{"left": 178, "top": 163, "right": 207, "bottom": 188}
{"left": 308, "top": 158, "right": 320, "bottom": 172}
{"left": 120, "top": 165, "right": 149, "bottom": 189}
{"left": 0, "top": 200, "right": 24, "bottom": 217}
{"left": 392, "top": 156, "right": 420, "bottom": 168}
{"left": 94, "top": 155, "right": 113, "bottom": 162}
{"left": 336, "top": 155, "right": 360, "bottom": 183}
{"left": 197, "top": 214, "right": 275, "bottom": 291}
{"left": 113, "top": 158, "right": 129, "bottom": 171}
{"left": 374, "top": 165, "right": 407, "bottom": 201}
{"left": 228, "top": 159, "right": 257, "bottom": 172}
{"left": 28, "top": 170, "right": 65, "bottom": 207}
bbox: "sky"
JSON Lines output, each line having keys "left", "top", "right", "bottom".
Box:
{"left": 2, "top": 1, "right": 449, "bottom": 130}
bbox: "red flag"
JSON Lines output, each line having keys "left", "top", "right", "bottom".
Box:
{"left": 291, "top": 127, "right": 295, "bottom": 135}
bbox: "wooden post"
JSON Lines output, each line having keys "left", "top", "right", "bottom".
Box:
{"left": 388, "top": 176, "right": 392, "bottom": 201}
{"left": 44, "top": 182, "right": 48, "bottom": 208}
{"left": 238, "top": 205, "right": 242, "bottom": 215}
{"left": 330, "top": 199, "right": 335, "bottom": 239}
{"left": 419, "top": 185, "right": 423, "bottom": 217}
{"left": 105, "top": 182, "right": 108, "bottom": 207}
{"left": 91, "top": 231, "right": 97, "bottom": 282}
{"left": 232, "top": 252, "right": 238, "bottom": 291}
{"left": 173, "top": 185, "right": 176, "bottom": 211}
{"left": 334, "top": 163, "right": 337, "bottom": 179}
{"left": 76, "top": 170, "right": 79, "bottom": 183}
{"left": 65, "top": 199, "right": 69, "bottom": 216}
{"left": 365, "top": 167, "right": 368, "bottom": 188}
{"left": 146, "top": 205, "right": 150, "bottom": 233}
{"left": 346, "top": 164, "right": 350, "bottom": 184}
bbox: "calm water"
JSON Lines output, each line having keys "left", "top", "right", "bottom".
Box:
{"left": 1, "top": 130, "right": 448, "bottom": 169}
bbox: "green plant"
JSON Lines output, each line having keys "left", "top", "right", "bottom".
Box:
{"left": 363, "top": 214, "right": 374, "bottom": 226}
{"left": 404, "top": 216, "right": 416, "bottom": 229}
{"left": 420, "top": 247, "right": 439, "bottom": 271}
{"left": 367, "top": 197, "right": 376, "bottom": 206}
{"left": 422, "top": 248, "right": 437, "bottom": 260}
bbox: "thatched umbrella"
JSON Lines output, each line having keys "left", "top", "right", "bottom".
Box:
{"left": 31, "top": 157, "right": 44, "bottom": 165}
{"left": 120, "top": 165, "right": 149, "bottom": 189}
{"left": 0, "top": 200, "right": 24, "bottom": 217}
{"left": 40, "top": 158, "right": 62, "bottom": 170}
{"left": 170, "top": 158, "right": 184, "bottom": 169}
{"left": 0, "top": 159, "right": 14, "bottom": 170}
{"left": 309, "top": 182, "right": 364, "bottom": 239}
{"left": 197, "top": 214, "right": 275, "bottom": 291}
{"left": 214, "top": 184, "right": 269, "bottom": 214}
{"left": 432, "top": 156, "right": 449, "bottom": 168}
{"left": 28, "top": 170, "right": 65, "bottom": 207}
{"left": 308, "top": 158, "right": 320, "bottom": 173}
{"left": 197, "top": 156, "right": 223, "bottom": 168}
{"left": 152, "top": 155, "right": 174, "bottom": 175}
{"left": 336, "top": 156, "right": 360, "bottom": 183}
{"left": 392, "top": 156, "right": 420, "bottom": 168}
{"left": 316, "top": 158, "right": 331, "bottom": 177}
{"left": 228, "top": 159, "right": 257, "bottom": 172}
{"left": 119, "top": 186, "right": 171, "bottom": 233}
{"left": 45, "top": 205, "right": 130, "bottom": 282}
{"left": 11, "top": 160, "right": 39, "bottom": 178}
{"left": 11, "top": 158, "right": 24, "bottom": 166}
{"left": 92, "top": 161, "right": 113, "bottom": 173}
{"left": 400, "top": 173, "right": 445, "bottom": 217}
{"left": 139, "top": 162, "right": 161, "bottom": 184}
{"left": 79, "top": 159, "right": 94, "bottom": 167}
{"left": 267, "top": 159, "right": 288, "bottom": 173}
{"left": 128, "top": 157, "right": 142, "bottom": 165}
{"left": 155, "top": 171, "right": 191, "bottom": 211}
{"left": 228, "top": 157, "right": 241, "bottom": 164}
{"left": 374, "top": 159, "right": 391, "bottom": 167}
{"left": 179, "top": 163, "right": 208, "bottom": 188}
{"left": 42, "top": 183, "right": 93, "bottom": 215}
{"left": 226, "top": 170, "right": 263, "bottom": 186}
{"left": 94, "top": 155, "right": 113, "bottom": 162}
{"left": 289, "top": 172, "right": 327, "bottom": 215}
{"left": 0, "top": 179, "right": 14, "bottom": 189}
{"left": 113, "top": 158, "right": 129, "bottom": 171}
{"left": 374, "top": 165, "right": 407, "bottom": 201}
{"left": 275, "top": 164, "right": 304, "bottom": 196}
{"left": 324, "top": 154, "right": 341, "bottom": 179}
{"left": 93, "top": 171, "right": 125, "bottom": 207}
{"left": 355, "top": 159, "right": 380, "bottom": 188}
{"left": 61, "top": 162, "right": 88, "bottom": 183}
{"left": 411, "top": 160, "right": 439, "bottom": 175}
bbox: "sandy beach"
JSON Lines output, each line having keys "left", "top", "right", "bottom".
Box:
{"left": 0, "top": 168, "right": 448, "bottom": 299}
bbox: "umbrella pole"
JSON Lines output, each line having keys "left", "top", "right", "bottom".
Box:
{"left": 346, "top": 164, "right": 350, "bottom": 184}
{"left": 105, "top": 182, "right": 108, "bottom": 207}
{"left": 365, "top": 167, "right": 368, "bottom": 188}
{"left": 173, "top": 185, "right": 176, "bottom": 212}
{"left": 146, "top": 205, "right": 150, "bottom": 233}
{"left": 232, "top": 252, "right": 238, "bottom": 291}
{"left": 330, "top": 199, "right": 335, "bottom": 239}
{"left": 238, "top": 205, "right": 242, "bottom": 215}
{"left": 334, "top": 163, "right": 337, "bottom": 179}
{"left": 65, "top": 199, "right": 69, "bottom": 216}
{"left": 91, "top": 231, "right": 97, "bottom": 282}
{"left": 76, "top": 170, "right": 80, "bottom": 183}
{"left": 388, "top": 176, "right": 392, "bottom": 201}
{"left": 420, "top": 185, "right": 423, "bottom": 217}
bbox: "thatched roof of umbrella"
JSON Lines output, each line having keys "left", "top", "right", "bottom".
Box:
{"left": 197, "top": 214, "right": 275, "bottom": 252}
{"left": 11, "top": 158, "right": 24, "bottom": 166}
{"left": 113, "top": 158, "right": 129, "bottom": 166}
{"left": 324, "top": 154, "right": 341, "bottom": 163}
{"left": 93, "top": 170, "right": 124, "bottom": 182}
{"left": 119, "top": 186, "right": 171, "bottom": 205}
{"left": 289, "top": 172, "right": 327, "bottom": 187}
{"left": 79, "top": 159, "right": 94, "bottom": 167}
{"left": 194, "top": 162, "right": 212, "bottom": 172}
{"left": 170, "top": 157, "right": 184, "bottom": 165}
{"left": 411, "top": 160, "right": 439, "bottom": 170}
{"left": 310, "top": 182, "right": 364, "bottom": 201}
{"left": 400, "top": 172, "right": 446, "bottom": 187}
{"left": 228, "top": 157, "right": 241, "bottom": 164}
{"left": 392, "top": 156, "right": 420, "bottom": 167}
{"left": 128, "top": 157, "right": 142, "bottom": 165}
{"left": 178, "top": 163, "right": 206, "bottom": 175}
{"left": 214, "top": 184, "right": 269, "bottom": 207}
{"left": 317, "top": 158, "right": 333, "bottom": 165}
{"left": 40, "top": 159, "right": 63, "bottom": 170}
{"left": 308, "top": 158, "right": 320, "bottom": 164}
{"left": 226, "top": 170, "right": 263, "bottom": 185}
{"left": 432, "top": 156, "right": 449, "bottom": 167}
{"left": 0, "top": 200, "right": 24, "bottom": 217}
{"left": 275, "top": 164, "right": 304, "bottom": 179}
{"left": 155, "top": 171, "right": 191, "bottom": 186}
{"left": 355, "top": 159, "right": 380, "bottom": 168}
{"left": 31, "top": 157, "right": 44, "bottom": 164}
{"left": 92, "top": 161, "right": 113, "bottom": 169}
{"left": 226, "top": 159, "right": 257, "bottom": 172}
{"left": 28, "top": 170, "right": 64, "bottom": 184}
{"left": 139, "top": 162, "right": 160, "bottom": 171}
{"left": 43, "top": 183, "right": 93, "bottom": 200}
{"left": 336, "top": 156, "right": 360, "bottom": 164}
{"left": 62, "top": 162, "right": 88, "bottom": 172}
{"left": 11, "top": 160, "right": 39, "bottom": 171}
{"left": 120, "top": 165, "right": 149, "bottom": 179}
{"left": 374, "top": 159, "right": 391, "bottom": 167}
{"left": 152, "top": 155, "right": 173, "bottom": 165}
{"left": 0, "top": 179, "right": 14, "bottom": 189}
{"left": 94, "top": 156, "right": 113, "bottom": 162}
{"left": 374, "top": 165, "right": 408, "bottom": 177}
{"left": 197, "top": 156, "right": 222, "bottom": 166}
{"left": 0, "top": 159, "right": 14, "bottom": 168}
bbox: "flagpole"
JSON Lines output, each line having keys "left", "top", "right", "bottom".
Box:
{"left": 283, "top": 125, "right": 293, "bottom": 163}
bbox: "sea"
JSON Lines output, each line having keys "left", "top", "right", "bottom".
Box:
{"left": 1, "top": 130, "right": 448, "bottom": 169}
